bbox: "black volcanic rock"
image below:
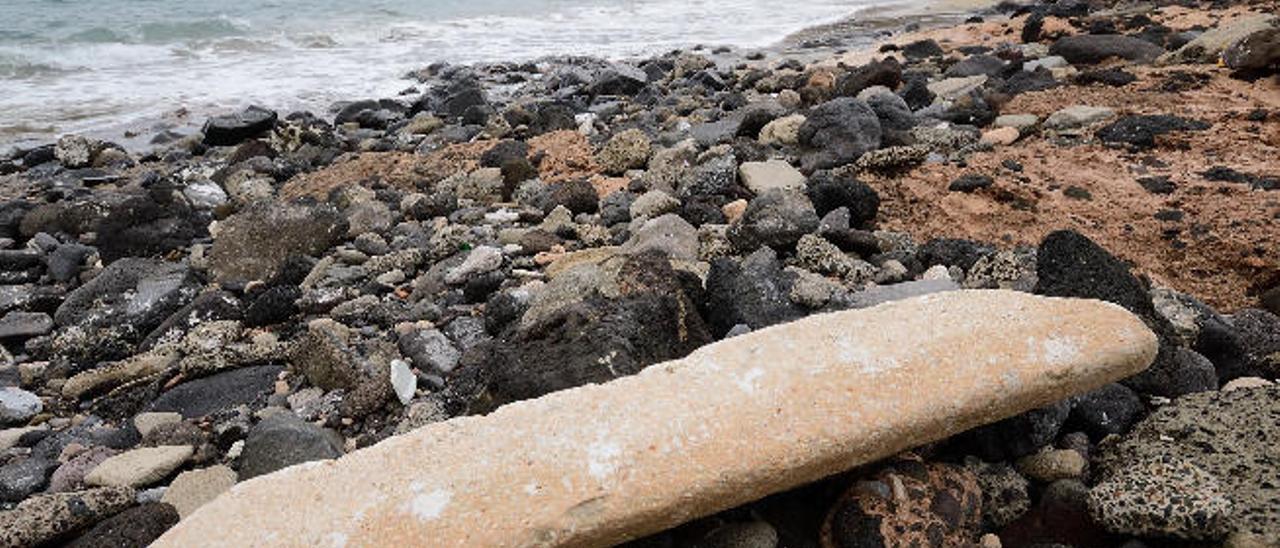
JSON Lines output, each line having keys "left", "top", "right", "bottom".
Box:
{"left": 202, "top": 106, "right": 278, "bottom": 146}
{"left": 1049, "top": 34, "right": 1165, "bottom": 65}
{"left": 1096, "top": 115, "right": 1210, "bottom": 149}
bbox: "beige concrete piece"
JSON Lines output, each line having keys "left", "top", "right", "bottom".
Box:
{"left": 154, "top": 290, "right": 1157, "bottom": 548}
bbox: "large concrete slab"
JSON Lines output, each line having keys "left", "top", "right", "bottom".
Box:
{"left": 154, "top": 290, "right": 1157, "bottom": 548}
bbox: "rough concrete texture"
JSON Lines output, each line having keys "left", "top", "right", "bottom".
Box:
{"left": 154, "top": 290, "right": 1156, "bottom": 548}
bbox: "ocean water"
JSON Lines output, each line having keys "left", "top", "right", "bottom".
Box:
{"left": 0, "top": 0, "right": 903, "bottom": 148}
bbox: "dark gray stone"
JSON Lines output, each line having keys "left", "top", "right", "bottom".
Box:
{"left": 864, "top": 91, "right": 917, "bottom": 133}
{"left": 0, "top": 249, "right": 42, "bottom": 271}
{"left": 949, "top": 173, "right": 994, "bottom": 192}
{"left": 727, "top": 189, "right": 819, "bottom": 251}
{"left": 1126, "top": 346, "right": 1218, "bottom": 397}
{"left": 833, "top": 57, "right": 903, "bottom": 97}
{"left": 1067, "top": 382, "right": 1144, "bottom": 439}
{"left": 945, "top": 54, "right": 1008, "bottom": 77}
{"left": 238, "top": 412, "right": 343, "bottom": 480}
{"left": 29, "top": 418, "right": 138, "bottom": 462}
{"left": 148, "top": 365, "right": 284, "bottom": 419}
{"left": 901, "top": 39, "right": 945, "bottom": 60}
{"left": 1095, "top": 115, "right": 1210, "bottom": 149}
{"left": 920, "top": 238, "right": 995, "bottom": 271}
{"left": 92, "top": 190, "right": 204, "bottom": 263}
{"left": 677, "top": 153, "right": 737, "bottom": 198}
{"left": 442, "top": 316, "right": 490, "bottom": 352}
{"left": 959, "top": 400, "right": 1072, "bottom": 460}
{"left": 545, "top": 179, "right": 598, "bottom": 215}
{"left": 735, "top": 101, "right": 788, "bottom": 138}
{"left": 798, "top": 97, "right": 883, "bottom": 170}
{"left": 689, "top": 118, "right": 738, "bottom": 148}
{"left": 589, "top": 65, "right": 648, "bottom": 96}
{"left": 47, "top": 244, "right": 95, "bottom": 282}
{"left": 1228, "top": 309, "right": 1280, "bottom": 380}
{"left": 55, "top": 258, "right": 198, "bottom": 332}
{"left": 705, "top": 247, "right": 805, "bottom": 337}
{"left": 805, "top": 171, "right": 880, "bottom": 227}
{"left": 1049, "top": 34, "right": 1165, "bottom": 64}
{"left": 64, "top": 502, "right": 179, "bottom": 548}
{"left": 476, "top": 252, "right": 711, "bottom": 406}
{"left": 599, "top": 191, "right": 634, "bottom": 226}
{"left": 0, "top": 457, "right": 56, "bottom": 503}
{"left": 398, "top": 328, "right": 460, "bottom": 374}
{"left": 202, "top": 106, "right": 277, "bottom": 146}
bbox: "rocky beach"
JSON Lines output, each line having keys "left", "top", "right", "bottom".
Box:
{"left": 1, "top": 0, "right": 1279, "bottom": 546}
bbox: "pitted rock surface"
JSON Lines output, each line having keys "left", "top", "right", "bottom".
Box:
{"left": 1095, "top": 386, "right": 1280, "bottom": 542}
{"left": 1088, "top": 455, "right": 1232, "bottom": 540}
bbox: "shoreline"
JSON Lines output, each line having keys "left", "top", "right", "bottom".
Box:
{"left": 1, "top": 0, "right": 1002, "bottom": 156}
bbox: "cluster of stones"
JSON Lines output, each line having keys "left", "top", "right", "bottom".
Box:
{"left": 1, "top": 0, "right": 1278, "bottom": 545}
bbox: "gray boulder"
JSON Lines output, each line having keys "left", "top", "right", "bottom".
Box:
{"left": 621, "top": 214, "right": 699, "bottom": 261}
{"left": 398, "top": 328, "right": 461, "bottom": 374}
{"left": 1049, "top": 34, "right": 1165, "bottom": 65}
{"left": 208, "top": 202, "right": 346, "bottom": 285}
{"left": 727, "top": 189, "right": 820, "bottom": 251}
{"left": 1224, "top": 27, "right": 1280, "bottom": 70}
{"left": 202, "top": 106, "right": 277, "bottom": 147}
{"left": 238, "top": 412, "right": 343, "bottom": 480}
{"left": 704, "top": 247, "right": 805, "bottom": 336}
{"left": 53, "top": 258, "right": 199, "bottom": 363}
{"left": 798, "top": 97, "right": 882, "bottom": 170}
